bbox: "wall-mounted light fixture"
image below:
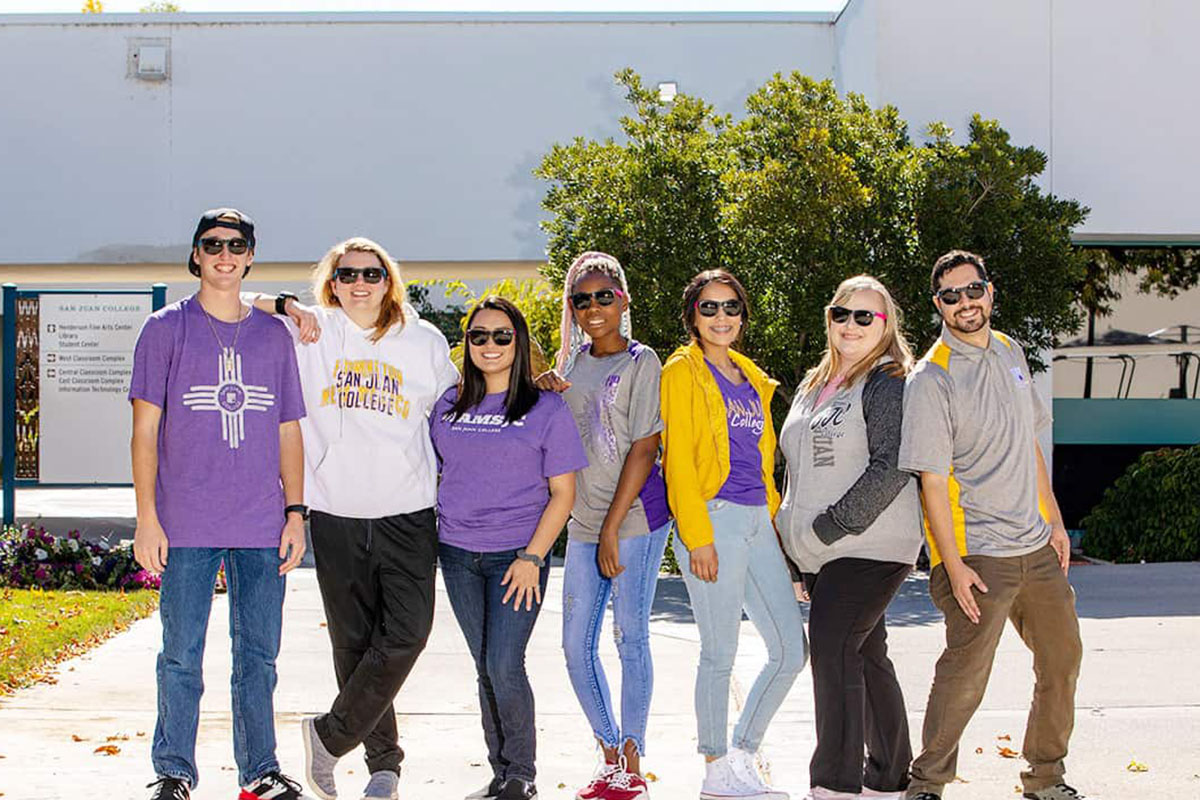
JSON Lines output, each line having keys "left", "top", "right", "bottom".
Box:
{"left": 127, "top": 38, "right": 170, "bottom": 82}
{"left": 657, "top": 81, "right": 678, "bottom": 103}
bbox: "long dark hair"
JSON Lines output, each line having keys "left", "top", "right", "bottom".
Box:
{"left": 449, "top": 296, "right": 540, "bottom": 423}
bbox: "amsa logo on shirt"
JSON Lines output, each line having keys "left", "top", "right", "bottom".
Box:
{"left": 443, "top": 411, "right": 526, "bottom": 431}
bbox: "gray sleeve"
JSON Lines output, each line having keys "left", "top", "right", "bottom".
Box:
{"left": 897, "top": 364, "right": 954, "bottom": 476}
{"left": 812, "top": 367, "right": 914, "bottom": 544}
{"left": 627, "top": 349, "right": 664, "bottom": 441}
{"left": 1016, "top": 345, "right": 1053, "bottom": 432}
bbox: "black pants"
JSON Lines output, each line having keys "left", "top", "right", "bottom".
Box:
{"left": 803, "top": 557, "right": 912, "bottom": 794}
{"left": 310, "top": 508, "right": 438, "bottom": 774}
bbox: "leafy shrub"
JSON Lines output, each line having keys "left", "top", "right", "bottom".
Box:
{"left": 0, "top": 526, "right": 160, "bottom": 591}
{"left": 1081, "top": 445, "right": 1200, "bottom": 563}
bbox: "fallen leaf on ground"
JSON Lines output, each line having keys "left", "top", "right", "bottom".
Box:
{"left": 997, "top": 746, "right": 1019, "bottom": 759}
{"left": 93, "top": 744, "right": 120, "bottom": 756}
{"left": 975, "top": 747, "right": 983, "bottom": 754}
{"left": 1127, "top": 760, "right": 1149, "bottom": 772}
{"left": 557, "top": 784, "right": 566, "bottom": 790}
{"left": 71, "top": 734, "right": 86, "bottom": 742}
{"left": 645, "top": 772, "right": 658, "bottom": 782}
{"left": 106, "top": 734, "right": 129, "bottom": 742}
{"left": 997, "top": 734, "right": 1011, "bottom": 741}
{"left": 137, "top": 731, "right": 146, "bottom": 737}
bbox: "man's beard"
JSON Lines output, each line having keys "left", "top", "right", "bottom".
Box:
{"left": 946, "top": 304, "right": 990, "bottom": 333}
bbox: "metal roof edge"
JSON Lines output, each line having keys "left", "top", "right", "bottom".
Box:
{"left": 0, "top": 10, "right": 839, "bottom": 26}
{"left": 1072, "top": 233, "right": 1200, "bottom": 247}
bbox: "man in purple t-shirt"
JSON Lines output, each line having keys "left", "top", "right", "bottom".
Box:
{"left": 129, "top": 208, "right": 310, "bottom": 800}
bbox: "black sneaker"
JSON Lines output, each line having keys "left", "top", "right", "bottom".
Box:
{"left": 240, "top": 771, "right": 311, "bottom": 800}
{"left": 909, "top": 794, "right": 941, "bottom": 800}
{"left": 147, "top": 777, "right": 190, "bottom": 800}
{"left": 496, "top": 777, "right": 538, "bottom": 800}
{"left": 1023, "top": 784, "right": 1087, "bottom": 800}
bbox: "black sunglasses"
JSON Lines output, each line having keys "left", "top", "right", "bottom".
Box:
{"left": 199, "top": 236, "right": 249, "bottom": 255}
{"left": 333, "top": 267, "right": 388, "bottom": 285}
{"left": 935, "top": 280, "right": 989, "bottom": 305}
{"left": 467, "top": 327, "right": 515, "bottom": 347}
{"left": 695, "top": 299, "right": 745, "bottom": 318}
{"left": 570, "top": 288, "right": 624, "bottom": 310}
{"left": 829, "top": 305, "right": 887, "bottom": 326}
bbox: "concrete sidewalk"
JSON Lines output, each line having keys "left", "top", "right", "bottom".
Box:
{"left": 1, "top": 554, "right": 1198, "bottom": 799}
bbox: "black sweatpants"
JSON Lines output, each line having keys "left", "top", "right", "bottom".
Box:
{"left": 310, "top": 507, "right": 438, "bottom": 774}
{"left": 802, "top": 557, "right": 912, "bottom": 794}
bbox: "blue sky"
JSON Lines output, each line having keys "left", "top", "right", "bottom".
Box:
{"left": 1, "top": 0, "right": 846, "bottom": 13}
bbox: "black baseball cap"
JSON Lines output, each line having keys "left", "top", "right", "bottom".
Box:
{"left": 187, "top": 207, "right": 257, "bottom": 277}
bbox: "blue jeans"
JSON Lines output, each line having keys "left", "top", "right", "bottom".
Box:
{"left": 562, "top": 521, "right": 671, "bottom": 756}
{"left": 678, "top": 500, "right": 808, "bottom": 757}
{"left": 439, "top": 543, "right": 550, "bottom": 783}
{"left": 152, "top": 547, "right": 286, "bottom": 789}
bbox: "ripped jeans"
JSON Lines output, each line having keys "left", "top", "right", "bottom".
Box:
{"left": 561, "top": 521, "right": 672, "bottom": 756}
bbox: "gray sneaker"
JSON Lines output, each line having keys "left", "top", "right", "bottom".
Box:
{"left": 301, "top": 716, "right": 339, "bottom": 800}
{"left": 1023, "top": 784, "right": 1087, "bottom": 800}
{"left": 360, "top": 770, "right": 399, "bottom": 800}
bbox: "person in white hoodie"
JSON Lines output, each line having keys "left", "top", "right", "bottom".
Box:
{"left": 256, "top": 237, "right": 458, "bottom": 800}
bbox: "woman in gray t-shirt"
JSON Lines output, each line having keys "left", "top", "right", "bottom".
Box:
{"left": 537, "top": 252, "right": 671, "bottom": 800}
{"left": 777, "top": 274, "right": 922, "bottom": 800}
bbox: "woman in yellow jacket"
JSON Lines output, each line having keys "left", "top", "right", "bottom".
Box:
{"left": 661, "top": 269, "right": 808, "bottom": 800}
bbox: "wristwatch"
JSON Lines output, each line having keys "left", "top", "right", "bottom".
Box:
{"left": 275, "top": 291, "right": 299, "bottom": 315}
{"left": 515, "top": 548, "right": 546, "bottom": 568}
{"left": 284, "top": 503, "right": 308, "bottom": 520}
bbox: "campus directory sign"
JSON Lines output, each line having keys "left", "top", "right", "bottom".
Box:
{"left": 2, "top": 284, "right": 166, "bottom": 524}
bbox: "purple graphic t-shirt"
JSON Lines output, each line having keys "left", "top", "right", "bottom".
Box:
{"left": 128, "top": 297, "right": 305, "bottom": 548}
{"left": 708, "top": 361, "right": 767, "bottom": 507}
{"left": 430, "top": 388, "right": 588, "bottom": 552}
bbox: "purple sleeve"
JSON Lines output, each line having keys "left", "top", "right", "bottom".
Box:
{"left": 541, "top": 395, "right": 589, "bottom": 478}
{"left": 276, "top": 330, "right": 306, "bottom": 423}
{"left": 128, "top": 315, "right": 171, "bottom": 408}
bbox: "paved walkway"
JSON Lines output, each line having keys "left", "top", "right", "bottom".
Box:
{"left": 2, "top": 539, "right": 1198, "bottom": 800}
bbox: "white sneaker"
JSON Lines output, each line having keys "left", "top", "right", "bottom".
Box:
{"left": 858, "top": 788, "right": 903, "bottom": 800}
{"left": 727, "top": 748, "right": 789, "bottom": 800}
{"left": 700, "top": 756, "right": 754, "bottom": 799}
{"left": 801, "top": 787, "right": 858, "bottom": 800}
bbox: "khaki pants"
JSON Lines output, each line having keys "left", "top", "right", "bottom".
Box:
{"left": 907, "top": 544, "right": 1082, "bottom": 797}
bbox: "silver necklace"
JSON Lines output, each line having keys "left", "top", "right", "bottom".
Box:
{"left": 200, "top": 299, "right": 248, "bottom": 361}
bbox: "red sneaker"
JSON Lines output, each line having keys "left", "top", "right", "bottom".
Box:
{"left": 575, "top": 762, "right": 621, "bottom": 800}
{"left": 603, "top": 770, "right": 649, "bottom": 800}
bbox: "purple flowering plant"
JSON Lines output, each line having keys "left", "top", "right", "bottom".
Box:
{"left": 0, "top": 525, "right": 160, "bottom": 591}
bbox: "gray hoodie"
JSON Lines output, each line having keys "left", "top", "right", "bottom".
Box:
{"left": 776, "top": 360, "right": 923, "bottom": 574}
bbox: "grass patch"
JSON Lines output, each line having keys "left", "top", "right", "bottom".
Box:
{"left": 0, "top": 587, "right": 158, "bottom": 694}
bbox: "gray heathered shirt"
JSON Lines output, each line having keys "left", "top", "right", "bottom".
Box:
{"left": 898, "top": 325, "right": 1052, "bottom": 560}
{"left": 563, "top": 342, "right": 665, "bottom": 543}
{"left": 777, "top": 361, "right": 923, "bottom": 573}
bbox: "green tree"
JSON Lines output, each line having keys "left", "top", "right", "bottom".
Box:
{"left": 538, "top": 70, "right": 1092, "bottom": 399}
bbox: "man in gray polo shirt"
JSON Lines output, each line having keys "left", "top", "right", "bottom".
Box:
{"left": 898, "top": 250, "right": 1084, "bottom": 800}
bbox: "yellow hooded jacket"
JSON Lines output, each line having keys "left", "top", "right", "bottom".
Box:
{"left": 660, "top": 341, "right": 781, "bottom": 550}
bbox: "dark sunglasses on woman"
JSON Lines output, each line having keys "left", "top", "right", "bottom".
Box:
{"left": 828, "top": 305, "right": 887, "bottom": 326}
{"left": 695, "top": 298, "right": 745, "bottom": 317}
{"left": 199, "top": 236, "right": 249, "bottom": 255}
{"left": 570, "top": 288, "right": 624, "bottom": 310}
{"left": 467, "top": 327, "right": 515, "bottom": 347}
{"left": 935, "top": 280, "right": 989, "bottom": 305}
{"left": 333, "top": 267, "right": 388, "bottom": 284}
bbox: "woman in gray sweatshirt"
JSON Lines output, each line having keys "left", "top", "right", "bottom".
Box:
{"left": 776, "top": 274, "right": 924, "bottom": 800}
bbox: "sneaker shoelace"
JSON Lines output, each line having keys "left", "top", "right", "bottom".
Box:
{"left": 147, "top": 778, "right": 189, "bottom": 800}
{"left": 607, "top": 770, "right": 644, "bottom": 790}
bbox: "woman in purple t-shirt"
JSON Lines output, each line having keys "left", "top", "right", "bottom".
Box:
{"left": 660, "top": 270, "right": 808, "bottom": 800}
{"left": 429, "top": 296, "right": 587, "bottom": 800}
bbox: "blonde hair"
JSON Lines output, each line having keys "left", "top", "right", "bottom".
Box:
{"left": 799, "top": 274, "right": 914, "bottom": 396}
{"left": 311, "top": 237, "right": 407, "bottom": 343}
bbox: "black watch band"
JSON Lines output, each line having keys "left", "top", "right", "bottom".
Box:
{"left": 284, "top": 503, "right": 308, "bottom": 520}
{"left": 275, "top": 291, "right": 298, "bottom": 315}
{"left": 516, "top": 547, "right": 545, "bottom": 568}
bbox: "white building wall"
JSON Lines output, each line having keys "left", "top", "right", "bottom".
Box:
{"left": 0, "top": 14, "right": 835, "bottom": 265}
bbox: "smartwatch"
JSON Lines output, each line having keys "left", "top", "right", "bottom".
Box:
{"left": 275, "top": 291, "right": 299, "bottom": 315}
{"left": 284, "top": 503, "right": 308, "bottom": 520}
{"left": 515, "top": 548, "right": 546, "bottom": 568}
